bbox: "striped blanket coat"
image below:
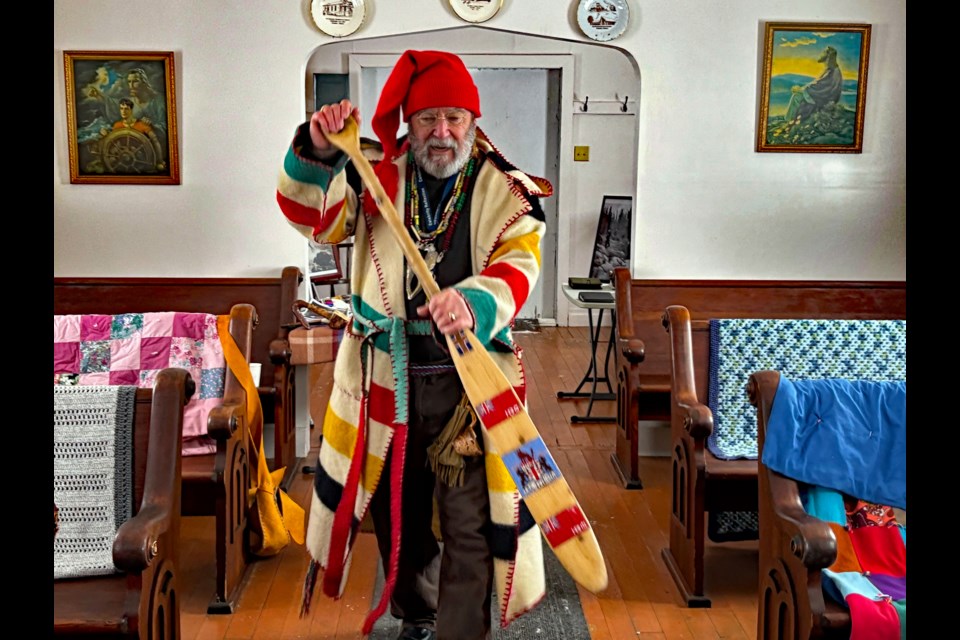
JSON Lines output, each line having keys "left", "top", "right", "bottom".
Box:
{"left": 277, "top": 122, "right": 553, "bottom": 630}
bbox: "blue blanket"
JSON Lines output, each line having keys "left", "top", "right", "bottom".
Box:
{"left": 768, "top": 376, "right": 908, "bottom": 637}
{"left": 762, "top": 376, "right": 907, "bottom": 509}
{"left": 707, "top": 318, "right": 906, "bottom": 460}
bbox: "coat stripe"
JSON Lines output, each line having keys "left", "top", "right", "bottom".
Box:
{"left": 480, "top": 262, "right": 531, "bottom": 318}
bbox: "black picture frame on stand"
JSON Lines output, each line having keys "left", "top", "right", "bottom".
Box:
{"left": 589, "top": 195, "right": 632, "bottom": 281}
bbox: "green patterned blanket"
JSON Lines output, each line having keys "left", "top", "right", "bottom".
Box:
{"left": 707, "top": 318, "right": 907, "bottom": 460}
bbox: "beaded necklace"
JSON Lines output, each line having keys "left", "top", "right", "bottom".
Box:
{"left": 414, "top": 166, "right": 456, "bottom": 234}
{"left": 404, "top": 148, "right": 479, "bottom": 300}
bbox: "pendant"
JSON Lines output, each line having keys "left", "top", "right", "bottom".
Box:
{"left": 406, "top": 243, "right": 445, "bottom": 300}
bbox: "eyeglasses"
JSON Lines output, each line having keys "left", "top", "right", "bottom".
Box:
{"left": 412, "top": 109, "right": 471, "bottom": 129}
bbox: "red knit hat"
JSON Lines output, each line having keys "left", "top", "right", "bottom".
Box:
{"left": 365, "top": 50, "right": 480, "bottom": 214}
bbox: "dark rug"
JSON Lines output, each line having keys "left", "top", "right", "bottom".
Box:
{"left": 512, "top": 318, "right": 541, "bottom": 333}
{"left": 367, "top": 538, "right": 590, "bottom": 639}
{"left": 708, "top": 509, "right": 760, "bottom": 543}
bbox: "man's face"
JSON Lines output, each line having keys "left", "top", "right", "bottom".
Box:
{"left": 127, "top": 73, "right": 141, "bottom": 95}
{"left": 408, "top": 107, "right": 476, "bottom": 179}
{"left": 119, "top": 102, "right": 132, "bottom": 118}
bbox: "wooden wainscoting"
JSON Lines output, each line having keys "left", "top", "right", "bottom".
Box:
{"left": 177, "top": 327, "right": 759, "bottom": 639}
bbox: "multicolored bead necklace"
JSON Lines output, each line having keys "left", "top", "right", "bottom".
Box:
{"left": 404, "top": 148, "right": 479, "bottom": 300}
{"left": 406, "top": 150, "right": 478, "bottom": 241}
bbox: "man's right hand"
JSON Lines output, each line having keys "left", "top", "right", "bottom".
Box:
{"left": 310, "top": 99, "right": 361, "bottom": 160}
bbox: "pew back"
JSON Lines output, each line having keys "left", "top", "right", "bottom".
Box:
{"left": 54, "top": 368, "right": 193, "bottom": 639}
{"left": 611, "top": 266, "right": 906, "bottom": 488}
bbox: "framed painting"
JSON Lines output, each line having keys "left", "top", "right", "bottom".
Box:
{"left": 756, "top": 23, "right": 871, "bottom": 153}
{"left": 308, "top": 242, "right": 341, "bottom": 280}
{"left": 63, "top": 51, "right": 180, "bottom": 184}
{"left": 589, "top": 195, "right": 632, "bottom": 282}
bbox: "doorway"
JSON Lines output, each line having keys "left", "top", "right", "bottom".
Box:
{"left": 305, "top": 32, "right": 641, "bottom": 327}
{"left": 349, "top": 53, "right": 573, "bottom": 324}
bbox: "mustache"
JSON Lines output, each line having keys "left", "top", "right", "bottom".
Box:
{"left": 424, "top": 137, "right": 457, "bottom": 150}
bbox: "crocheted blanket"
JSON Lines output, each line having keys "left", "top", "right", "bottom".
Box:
{"left": 707, "top": 318, "right": 906, "bottom": 460}
{"left": 53, "top": 312, "right": 227, "bottom": 456}
{"left": 53, "top": 385, "right": 137, "bottom": 579}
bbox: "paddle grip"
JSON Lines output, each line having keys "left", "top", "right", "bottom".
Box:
{"left": 327, "top": 118, "right": 441, "bottom": 300}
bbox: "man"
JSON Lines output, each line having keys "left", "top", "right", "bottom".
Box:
{"left": 277, "top": 50, "right": 551, "bottom": 640}
{"left": 99, "top": 98, "right": 167, "bottom": 172}
{"left": 785, "top": 45, "right": 844, "bottom": 123}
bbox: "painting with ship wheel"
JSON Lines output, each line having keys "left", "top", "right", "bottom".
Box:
{"left": 63, "top": 51, "right": 180, "bottom": 185}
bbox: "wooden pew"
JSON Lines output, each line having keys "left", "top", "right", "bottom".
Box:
{"left": 611, "top": 266, "right": 907, "bottom": 490}
{"left": 658, "top": 294, "right": 905, "bottom": 608}
{"left": 53, "top": 303, "right": 256, "bottom": 614}
{"left": 53, "top": 272, "right": 300, "bottom": 614}
{"left": 748, "top": 370, "right": 852, "bottom": 640}
{"left": 52, "top": 267, "right": 304, "bottom": 486}
{"left": 54, "top": 368, "right": 194, "bottom": 639}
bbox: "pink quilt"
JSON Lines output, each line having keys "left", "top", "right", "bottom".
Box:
{"left": 53, "top": 312, "right": 227, "bottom": 456}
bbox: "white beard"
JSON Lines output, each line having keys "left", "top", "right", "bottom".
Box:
{"left": 408, "top": 122, "right": 477, "bottom": 179}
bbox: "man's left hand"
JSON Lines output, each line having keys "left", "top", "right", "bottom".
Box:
{"left": 418, "top": 288, "right": 473, "bottom": 335}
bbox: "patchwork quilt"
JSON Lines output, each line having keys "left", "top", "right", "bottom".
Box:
{"left": 707, "top": 318, "right": 906, "bottom": 460}
{"left": 804, "top": 488, "right": 907, "bottom": 639}
{"left": 53, "top": 312, "right": 227, "bottom": 456}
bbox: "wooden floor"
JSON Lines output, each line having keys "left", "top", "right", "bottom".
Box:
{"left": 179, "top": 327, "right": 759, "bottom": 639}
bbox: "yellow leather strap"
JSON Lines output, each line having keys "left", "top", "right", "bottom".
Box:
{"left": 216, "top": 314, "right": 305, "bottom": 552}
{"left": 217, "top": 314, "right": 263, "bottom": 450}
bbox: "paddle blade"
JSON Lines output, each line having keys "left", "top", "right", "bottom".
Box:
{"left": 446, "top": 328, "right": 608, "bottom": 593}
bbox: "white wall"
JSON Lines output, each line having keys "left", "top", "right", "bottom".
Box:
{"left": 54, "top": 1, "right": 906, "bottom": 325}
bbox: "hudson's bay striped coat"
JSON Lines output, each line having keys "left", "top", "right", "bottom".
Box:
{"left": 276, "top": 122, "right": 553, "bottom": 629}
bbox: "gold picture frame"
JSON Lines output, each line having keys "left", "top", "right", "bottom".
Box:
{"left": 756, "top": 22, "right": 871, "bottom": 153}
{"left": 63, "top": 51, "right": 180, "bottom": 184}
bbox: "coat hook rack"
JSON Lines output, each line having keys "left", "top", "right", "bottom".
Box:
{"left": 573, "top": 94, "right": 635, "bottom": 116}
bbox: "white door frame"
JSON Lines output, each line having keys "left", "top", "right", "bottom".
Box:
{"left": 347, "top": 53, "right": 576, "bottom": 325}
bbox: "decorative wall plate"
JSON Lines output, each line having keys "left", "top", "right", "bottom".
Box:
{"left": 311, "top": 0, "right": 365, "bottom": 38}
{"left": 577, "top": 0, "right": 630, "bottom": 42}
{"left": 449, "top": 0, "right": 503, "bottom": 24}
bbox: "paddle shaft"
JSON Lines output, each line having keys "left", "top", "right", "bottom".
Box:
{"left": 325, "top": 120, "right": 440, "bottom": 300}
{"left": 324, "top": 119, "right": 608, "bottom": 594}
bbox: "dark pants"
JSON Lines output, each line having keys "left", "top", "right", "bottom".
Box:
{"left": 369, "top": 372, "right": 493, "bottom": 640}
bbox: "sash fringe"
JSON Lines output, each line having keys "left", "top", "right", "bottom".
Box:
{"left": 427, "top": 393, "right": 481, "bottom": 488}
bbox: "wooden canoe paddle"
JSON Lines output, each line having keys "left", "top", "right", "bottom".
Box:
{"left": 324, "top": 117, "right": 608, "bottom": 594}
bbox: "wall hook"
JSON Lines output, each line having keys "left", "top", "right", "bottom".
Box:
{"left": 621, "top": 96, "right": 629, "bottom": 112}
{"left": 581, "top": 96, "right": 589, "bottom": 112}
